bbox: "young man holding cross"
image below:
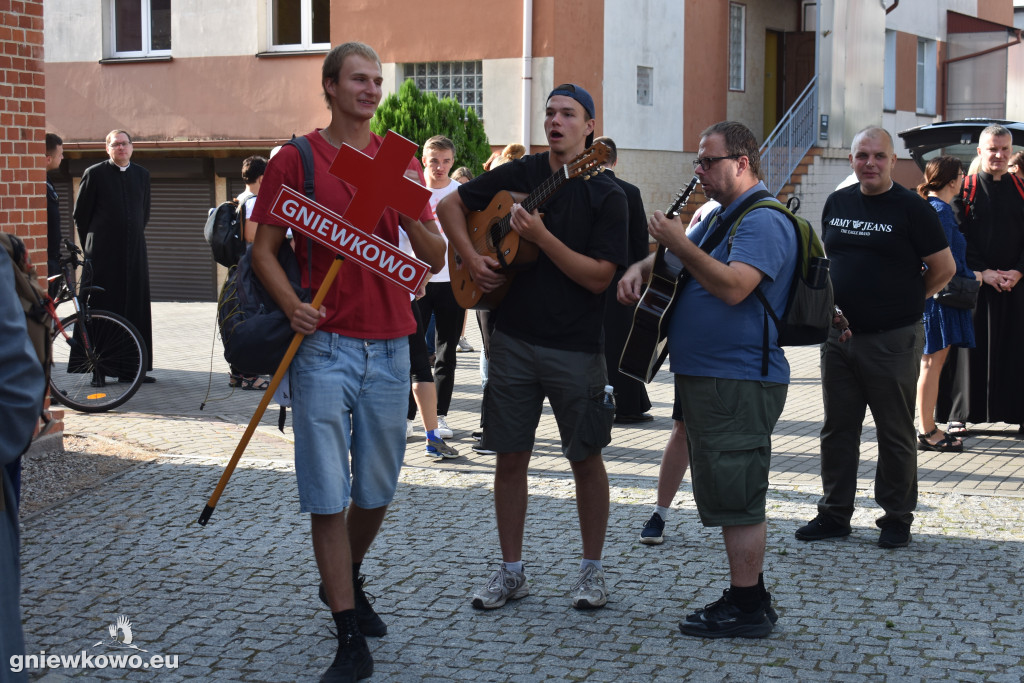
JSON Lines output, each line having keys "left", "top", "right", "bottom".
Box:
{"left": 250, "top": 42, "right": 445, "bottom": 682}
{"left": 437, "top": 84, "right": 628, "bottom": 611}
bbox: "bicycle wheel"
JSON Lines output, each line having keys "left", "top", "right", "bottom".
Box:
{"left": 49, "top": 310, "right": 148, "bottom": 413}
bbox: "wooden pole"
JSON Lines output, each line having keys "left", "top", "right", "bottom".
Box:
{"left": 198, "top": 256, "right": 344, "bottom": 526}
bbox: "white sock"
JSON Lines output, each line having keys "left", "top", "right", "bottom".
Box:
{"left": 580, "top": 558, "right": 602, "bottom": 572}
{"left": 655, "top": 505, "right": 671, "bottom": 521}
{"left": 502, "top": 560, "right": 523, "bottom": 574}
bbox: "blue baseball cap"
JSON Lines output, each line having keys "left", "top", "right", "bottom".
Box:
{"left": 547, "top": 83, "right": 595, "bottom": 120}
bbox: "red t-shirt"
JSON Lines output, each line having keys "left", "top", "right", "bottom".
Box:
{"left": 251, "top": 130, "right": 433, "bottom": 339}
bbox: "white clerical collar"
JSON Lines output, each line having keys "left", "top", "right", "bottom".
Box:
{"left": 118, "top": 162, "right": 131, "bottom": 172}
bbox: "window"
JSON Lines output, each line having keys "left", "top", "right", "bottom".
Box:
{"left": 269, "top": 0, "right": 330, "bottom": 51}
{"left": 916, "top": 38, "right": 937, "bottom": 115}
{"left": 801, "top": 1, "right": 817, "bottom": 31}
{"left": 110, "top": 0, "right": 171, "bottom": 58}
{"left": 728, "top": 3, "right": 745, "bottom": 91}
{"left": 403, "top": 62, "right": 483, "bottom": 117}
{"left": 883, "top": 30, "right": 896, "bottom": 111}
{"left": 637, "top": 66, "right": 653, "bottom": 106}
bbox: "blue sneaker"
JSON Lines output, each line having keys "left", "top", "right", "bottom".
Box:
{"left": 426, "top": 434, "right": 459, "bottom": 460}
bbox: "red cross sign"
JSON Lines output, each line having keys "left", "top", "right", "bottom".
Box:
{"left": 267, "top": 131, "right": 432, "bottom": 294}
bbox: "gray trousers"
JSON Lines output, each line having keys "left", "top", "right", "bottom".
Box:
{"left": 817, "top": 322, "right": 923, "bottom": 527}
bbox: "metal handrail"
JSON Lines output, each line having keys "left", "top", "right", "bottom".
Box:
{"left": 760, "top": 76, "right": 818, "bottom": 197}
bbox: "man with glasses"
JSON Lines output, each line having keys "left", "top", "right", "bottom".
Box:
{"left": 73, "top": 129, "right": 155, "bottom": 380}
{"left": 620, "top": 121, "right": 796, "bottom": 638}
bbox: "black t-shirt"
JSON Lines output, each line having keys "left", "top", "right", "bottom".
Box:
{"left": 822, "top": 182, "right": 948, "bottom": 333}
{"left": 457, "top": 152, "right": 628, "bottom": 352}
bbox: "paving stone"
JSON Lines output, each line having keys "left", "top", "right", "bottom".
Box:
{"left": 16, "top": 302, "right": 1024, "bottom": 681}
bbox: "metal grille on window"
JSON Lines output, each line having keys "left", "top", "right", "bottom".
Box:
{"left": 403, "top": 61, "right": 483, "bottom": 118}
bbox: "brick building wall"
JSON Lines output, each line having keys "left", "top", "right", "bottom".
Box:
{"left": 0, "top": 1, "right": 46, "bottom": 267}
{"left": 1, "top": 1, "right": 62, "bottom": 446}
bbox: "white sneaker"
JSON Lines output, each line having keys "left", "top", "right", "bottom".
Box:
{"left": 457, "top": 337, "right": 475, "bottom": 353}
{"left": 406, "top": 419, "right": 415, "bottom": 441}
{"left": 571, "top": 564, "right": 608, "bottom": 610}
{"left": 471, "top": 565, "right": 529, "bottom": 610}
{"left": 436, "top": 415, "right": 454, "bottom": 439}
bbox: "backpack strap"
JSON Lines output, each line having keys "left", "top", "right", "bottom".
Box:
{"left": 726, "top": 198, "right": 794, "bottom": 376}
{"left": 961, "top": 174, "right": 978, "bottom": 219}
{"left": 283, "top": 136, "right": 317, "bottom": 288}
{"left": 1010, "top": 173, "right": 1024, "bottom": 203}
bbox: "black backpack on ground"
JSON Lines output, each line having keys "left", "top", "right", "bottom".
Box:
{"left": 204, "top": 194, "right": 248, "bottom": 267}
{"left": 217, "top": 138, "right": 313, "bottom": 376}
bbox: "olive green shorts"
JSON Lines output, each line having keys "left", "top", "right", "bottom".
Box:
{"left": 675, "top": 375, "right": 788, "bottom": 527}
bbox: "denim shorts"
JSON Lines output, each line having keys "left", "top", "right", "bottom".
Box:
{"left": 290, "top": 330, "right": 410, "bottom": 514}
{"left": 482, "top": 330, "right": 608, "bottom": 461}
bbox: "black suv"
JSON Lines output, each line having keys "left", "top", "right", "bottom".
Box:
{"left": 898, "top": 118, "right": 1024, "bottom": 170}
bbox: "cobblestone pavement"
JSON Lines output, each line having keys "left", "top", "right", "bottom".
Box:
{"left": 19, "top": 303, "right": 1024, "bottom": 682}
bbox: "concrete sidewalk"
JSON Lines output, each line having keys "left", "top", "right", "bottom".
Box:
{"left": 17, "top": 302, "right": 1024, "bottom": 681}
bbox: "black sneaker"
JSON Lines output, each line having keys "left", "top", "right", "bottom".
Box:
{"left": 317, "top": 577, "right": 387, "bottom": 637}
{"left": 320, "top": 631, "right": 373, "bottom": 683}
{"left": 684, "top": 588, "right": 779, "bottom": 626}
{"left": 794, "top": 515, "right": 852, "bottom": 541}
{"left": 639, "top": 512, "right": 666, "bottom": 545}
{"left": 679, "top": 591, "right": 773, "bottom": 639}
{"left": 877, "top": 523, "right": 911, "bottom": 548}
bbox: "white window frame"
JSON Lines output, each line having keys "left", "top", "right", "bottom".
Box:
{"left": 883, "top": 30, "right": 897, "bottom": 112}
{"left": 728, "top": 3, "right": 746, "bottom": 92}
{"left": 109, "top": 0, "right": 171, "bottom": 59}
{"left": 266, "top": 0, "right": 330, "bottom": 52}
{"left": 916, "top": 38, "right": 937, "bottom": 115}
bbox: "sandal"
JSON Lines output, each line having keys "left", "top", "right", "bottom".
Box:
{"left": 228, "top": 372, "right": 244, "bottom": 388}
{"left": 240, "top": 375, "right": 270, "bottom": 391}
{"left": 917, "top": 427, "right": 963, "bottom": 453}
{"left": 947, "top": 421, "right": 970, "bottom": 437}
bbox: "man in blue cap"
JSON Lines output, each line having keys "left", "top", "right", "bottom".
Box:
{"left": 438, "top": 84, "right": 627, "bottom": 611}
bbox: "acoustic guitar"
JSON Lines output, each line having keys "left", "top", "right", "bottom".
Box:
{"left": 448, "top": 141, "right": 611, "bottom": 310}
{"left": 618, "top": 176, "right": 701, "bottom": 383}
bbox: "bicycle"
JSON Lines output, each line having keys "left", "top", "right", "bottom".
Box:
{"left": 45, "top": 238, "right": 148, "bottom": 413}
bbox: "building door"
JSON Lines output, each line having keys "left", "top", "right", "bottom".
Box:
{"left": 783, "top": 30, "right": 815, "bottom": 111}
{"left": 147, "top": 179, "right": 217, "bottom": 302}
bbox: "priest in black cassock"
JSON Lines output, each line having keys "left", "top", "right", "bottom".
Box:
{"left": 73, "top": 129, "right": 155, "bottom": 379}
{"left": 941, "top": 124, "right": 1024, "bottom": 433}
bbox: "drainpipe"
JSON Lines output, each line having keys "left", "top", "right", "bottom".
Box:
{"left": 941, "top": 28, "right": 1022, "bottom": 119}
{"left": 522, "top": 0, "right": 533, "bottom": 151}
{"left": 885, "top": 1, "right": 899, "bottom": 14}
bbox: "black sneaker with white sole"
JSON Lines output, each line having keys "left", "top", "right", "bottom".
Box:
{"left": 639, "top": 512, "right": 666, "bottom": 545}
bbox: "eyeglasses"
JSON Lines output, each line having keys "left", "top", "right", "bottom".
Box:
{"left": 108, "top": 141, "right": 132, "bottom": 148}
{"left": 692, "top": 154, "right": 742, "bottom": 171}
